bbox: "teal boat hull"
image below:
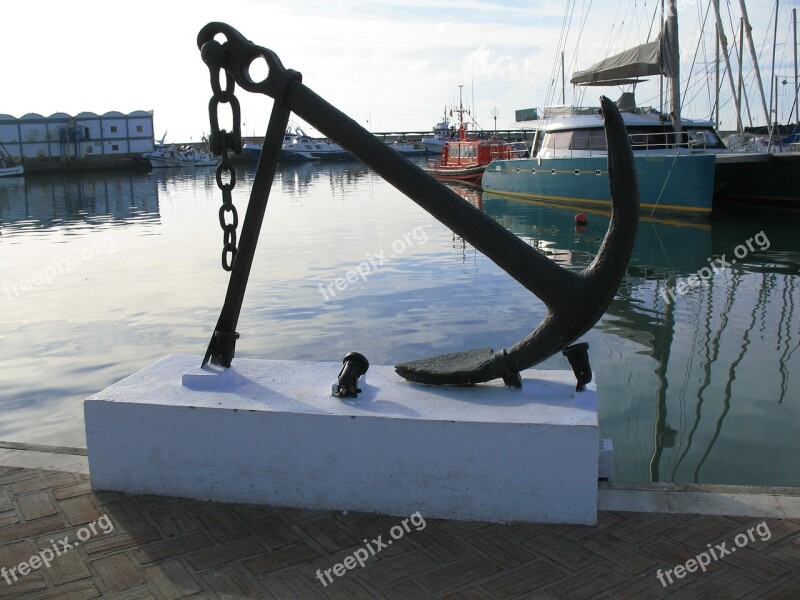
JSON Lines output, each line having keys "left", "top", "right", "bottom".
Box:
{"left": 482, "top": 154, "right": 716, "bottom": 217}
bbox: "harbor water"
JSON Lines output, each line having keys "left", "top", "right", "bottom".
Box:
{"left": 1, "top": 159, "right": 798, "bottom": 487}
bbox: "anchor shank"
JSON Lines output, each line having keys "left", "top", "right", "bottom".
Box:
{"left": 282, "top": 78, "right": 577, "bottom": 309}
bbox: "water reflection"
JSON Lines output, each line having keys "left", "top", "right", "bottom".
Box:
{"left": 0, "top": 165, "right": 797, "bottom": 487}
{"left": 482, "top": 193, "right": 800, "bottom": 485}
{"left": 0, "top": 173, "right": 161, "bottom": 236}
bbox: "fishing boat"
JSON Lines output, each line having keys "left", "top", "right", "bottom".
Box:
{"left": 385, "top": 139, "right": 427, "bottom": 155}
{"left": 245, "top": 127, "right": 351, "bottom": 162}
{"left": 425, "top": 88, "right": 528, "bottom": 184}
{"left": 0, "top": 142, "right": 23, "bottom": 177}
{"left": 137, "top": 144, "right": 216, "bottom": 168}
{"left": 421, "top": 109, "right": 456, "bottom": 154}
{"left": 425, "top": 126, "right": 520, "bottom": 184}
{"left": 483, "top": 1, "right": 716, "bottom": 217}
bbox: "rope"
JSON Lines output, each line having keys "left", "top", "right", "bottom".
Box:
{"left": 650, "top": 150, "right": 681, "bottom": 218}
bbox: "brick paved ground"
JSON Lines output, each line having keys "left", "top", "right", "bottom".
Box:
{"left": 1, "top": 465, "right": 799, "bottom": 599}
{"left": 0, "top": 467, "right": 800, "bottom": 599}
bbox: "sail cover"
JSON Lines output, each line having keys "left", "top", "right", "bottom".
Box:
{"left": 571, "top": 15, "right": 678, "bottom": 86}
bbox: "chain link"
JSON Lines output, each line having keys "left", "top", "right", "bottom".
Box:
{"left": 207, "top": 67, "right": 242, "bottom": 271}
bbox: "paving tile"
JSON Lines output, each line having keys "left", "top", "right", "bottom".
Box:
{"left": 357, "top": 550, "right": 435, "bottom": 588}
{"left": 261, "top": 569, "right": 327, "bottom": 599}
{"left": 46, "top": 543, "right": 92, "bottom": 585}
{"left": 101, "top": 500, "right": 149, "bottom": 532}
{"left": 0, "top": 513, "right": 67, "bottom": 544}
{"left": 609, "top": 512, "right": 680, "bottom": 544}
{"left": 0, "top": 510, "right": 19, "bottom": 528}
{"left": 59, "top": 496, "right": 101, "bottom": 527}
{"left": 11, "top": 472, "right": 79, "bottom": 495}
{"left": 186, "top": 538, "right": 266, "bottom": 571}
{"left": 26, "top": 579, "right": 101, "bottom": 599}
{"left": 144, "top": 559, "right": 203, "bottom": 599}
{"left": 481, "top": 561, "right": 566, "bottom": 598}
{"left": 0, "top": 574, "right": 47, "bottom": 599}
{"left": 52, "top": 481, "right": 93, "bottom": 501}
{"left": 442, "top": 588, "right": 494, "bottom": 600}
{"left": 522, "top": 531, "right": 603, "bottom": 571}
{"left": 465, "top": 528, "right": 536, "bottom": 568}
{"left": 18, "top": 491, "right": 57, "bottom": 521}
{"left": 243, "top": 542, "right": 320, "bottom": 575}
{"left": 407, "top": 522, "right": 473, "bottom": 562}
{"left": 201, "top": 564, "right": 265, "bottom": 599}
{"left": 196, "top": 507, "right": 251, "bottom": 542}
{"left": 248, "top": 513, "right": 302, "bottom": 549}
{"left": 148, "top": 504, "right": 198, "bottom": 538}
{"left": 416, "top": 556, "right": 502, "bottom": 596}
{"left": 133, "top": 530, "right": 212, "bottom": 565}
{"left": 91, "top": 553, "right": 146, "bottom": 593}
{"left": 299, "top": 517, "right": 359, "bottom": 553}
{"left": 678, "top": 571, "right": 763, "bottom": 600}
{"left": 581, "top": 531, "right": 658, "bottom": 574}
{"left": 380, "top": 580, "right": 437, "bottom": 600}
{"left": 543, "top": 564, "right": 629, "bottom": 600}
{"left": 82, "top": 527, "right": 162, "bottom": 556}
{"left": 0, "top": 539, "right": 36, "bottom": 567}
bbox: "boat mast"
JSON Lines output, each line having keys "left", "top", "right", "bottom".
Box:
{"left": 768, "top": 0, "right": 780, "bottom": 149}
{"left": 738, "top": 0, "right": 771, "bottom": 131}
{"left": 715, "top": 22, "right": 720, "bottom": 125}
{"left": 660, "top": 0, "right": 665, "bottom": 114}
{"left": 794, "top": 8, "right": 799, "bottom": 125}
{"left": 667, "top": 0, "right": 682, "bottom": 138}
{"left": 712, "top": 0, "right": 744, "bottom": 132}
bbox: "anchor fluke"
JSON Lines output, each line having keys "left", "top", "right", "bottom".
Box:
{"left": 395, "top": 96, "right": 639, "bottom": 387}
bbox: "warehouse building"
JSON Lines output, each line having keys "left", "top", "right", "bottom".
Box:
{"left": 0, "top": 110, "right": 154, "bottom": 159}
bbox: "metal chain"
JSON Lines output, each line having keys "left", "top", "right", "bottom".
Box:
{"left": 206, "top": 64, "right": 242, "bottom": 271}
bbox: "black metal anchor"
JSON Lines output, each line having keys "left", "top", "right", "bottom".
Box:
{"left": 197, "top": 22, "right": 639, "bottom": 389}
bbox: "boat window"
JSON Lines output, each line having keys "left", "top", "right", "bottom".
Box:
{"left": 543, "top": 131, "right": 573, "bottom": 152}
{"left": 569, "top": 130, "right": 606, "bottom": 152}
{"left": 685, "top": 128, "right": 726, "bottom": 149}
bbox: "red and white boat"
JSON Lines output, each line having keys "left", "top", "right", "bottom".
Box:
{"left": 425, "top": 126, "right": 525, "bottom": 184}
{"left": 424, "top": 92, "right": 527, "bottom": 184}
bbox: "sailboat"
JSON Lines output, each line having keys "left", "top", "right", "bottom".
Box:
{"left": 483, "top": 1, "right": 717, "bottom": 217}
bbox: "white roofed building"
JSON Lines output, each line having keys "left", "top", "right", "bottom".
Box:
{"left": 0, "top": 110, "right": 154, "bottom": 159}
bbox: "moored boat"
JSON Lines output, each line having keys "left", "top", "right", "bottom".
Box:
{"left": 138, "top": 144, "right": 216, "bottom": 168}
{"left": 425, "top": 126, "right": 519, "bottom": 184}
{"left": 0, "top": 142, "right": 23, "bottom": 178}
{"left": 421, "top": 109, "right": 456, "bottom": 154}
{"left": 246, "top": 127, "right": 352, "bottom": 162}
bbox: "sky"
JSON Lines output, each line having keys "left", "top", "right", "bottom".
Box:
{"left": 3, "top": 1, "right": 794, "bottom": 143}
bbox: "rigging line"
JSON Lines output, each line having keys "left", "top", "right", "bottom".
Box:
{"left": 680, "top": 0, "right": 713, "bottom": 114}
{"left": 725, "top": 1, "right": 754, "bottom": 126}
{"left": 646, "top": 0, "right": 659, "bottom": 43}
{"left": 545, "top": 0, "right": 573, "bottom": 110}
{"left": 649, "top": 152, "right": 680, "bottom": 218}
{"left": 567, "top": 0, "right": 594, "bottom": 85}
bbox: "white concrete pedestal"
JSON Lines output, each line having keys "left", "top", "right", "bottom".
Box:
{"left": 85, "top": 354, "right": 598, "bottom": 524}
